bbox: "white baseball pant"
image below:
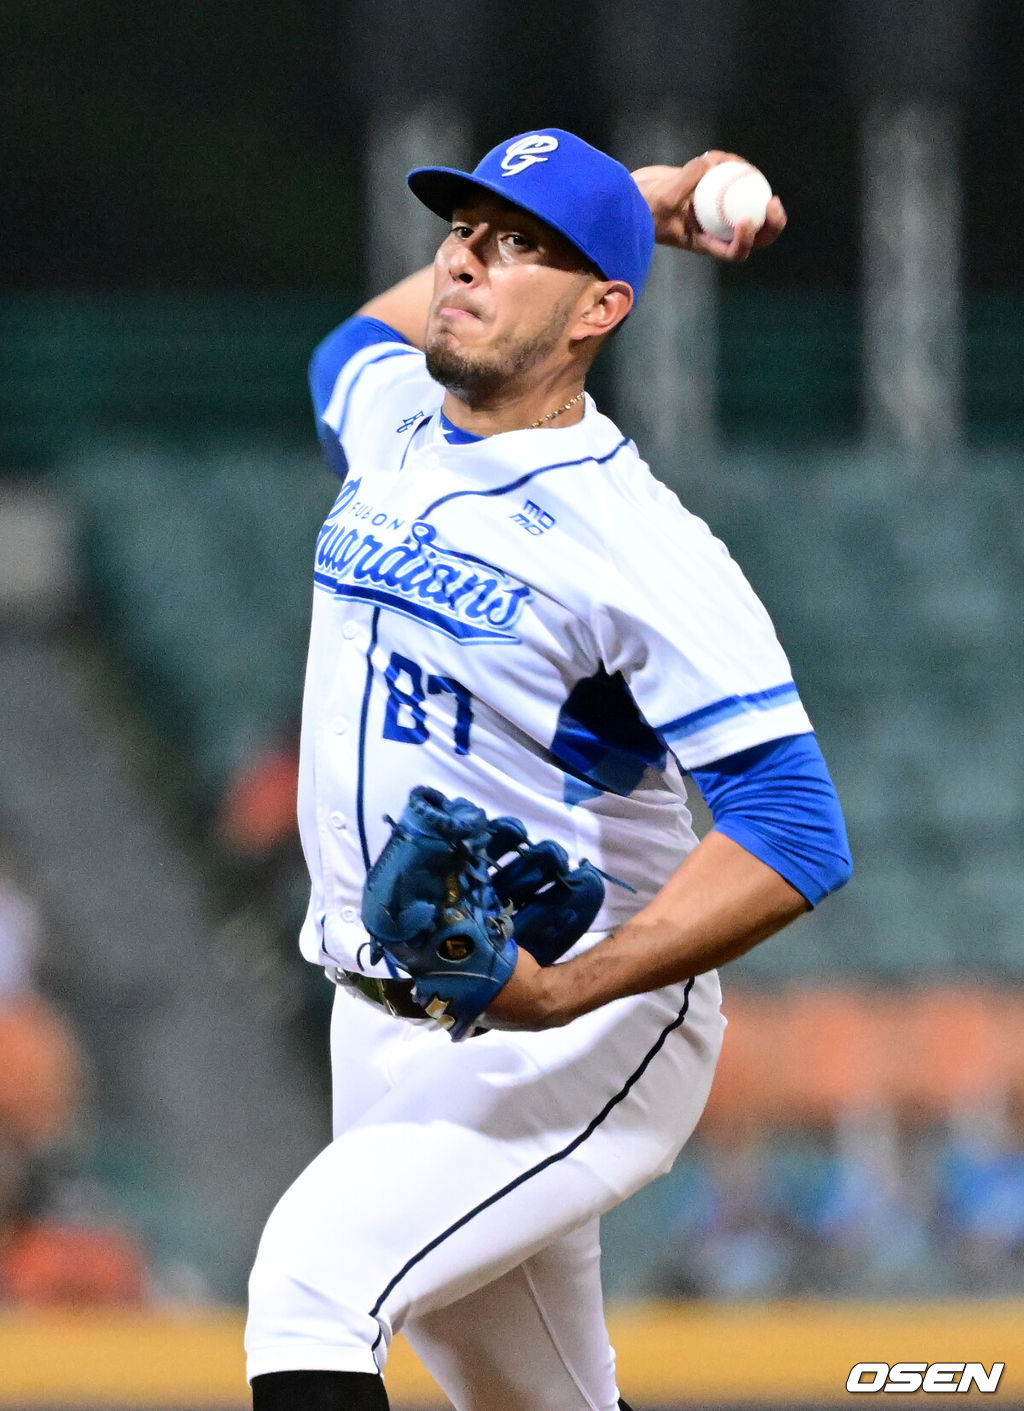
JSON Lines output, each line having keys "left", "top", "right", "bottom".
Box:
{"left": 246, "top": 952, "right": 725, "bottom": 1411}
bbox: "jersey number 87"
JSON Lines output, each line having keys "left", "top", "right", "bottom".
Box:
{"left": 382, "top": 651, "right": 473, "bottom": 756}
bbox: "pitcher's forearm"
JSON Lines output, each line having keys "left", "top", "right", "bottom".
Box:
{"left": 487, "top": 832, "right": 808, "bottom": 1030}
{"left": 553, "top": 833, "right": 807, "bottom": 1020}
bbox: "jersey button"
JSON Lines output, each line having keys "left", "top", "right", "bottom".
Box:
{"left": 329, "top": 811, "right": 346, "bottom": 830}
{"left": 342, "top": 623, "right": 359, "bottom": 640}
{"left": 341, "top": 905, "right": 358, "bottom": 923}
{"left": 331, "top": 717, "right": 348, "bottom": 735}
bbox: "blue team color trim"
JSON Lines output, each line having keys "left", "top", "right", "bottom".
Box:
{"left": 317, "top": 426, "right": 350, "bottom": 480}
{"left": 550, "top": 666, "right": 667, "bottom": 802}
{"left": 691, "top": 733, "right": 852, "bottom": 906}
{"left": 310, "top": 317, "right": 419, "bottom": 480}
{"left": 309, "top": 316, "right": 412, "bottom": 419}
{"left": 659, "top": 681, "right": 801, "bottom": 743}
{"left": 399, "top": 420, "right": 430, "bottom": 470}
{"left": 420, "top": 436, "right": 630, "bottom": 518}
{"left": 313, "top": 577, "right": 522, "bottom": 644}
{"left": 439, "top": 410, "right": 484, "bottom": 444}
{"left": 333, "top": 346, "right": 420, "bottom": 446}
{"left": 368, "top": 978, "right": 695, "bottom": 1353}
{"left": 355, "top": 607, "right": 382, "bottom": 869}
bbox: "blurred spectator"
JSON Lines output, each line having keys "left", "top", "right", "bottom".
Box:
{"left": 936, "top": 1094, "right": 1024, "bottom": 1293}
{"left": 1, "top": 1223, "right": 147, "bottom": 1305}
{"left": 655, "top": 1102, "right": 1010, "bottom": 1299}
{"left": 659, "top": 1116, "right": 801, "bottom": 1298}
{"left": 213, "top": 729, "right": 333, "bottom": 1036}
{"left": 779, "top": 1107, "right": 946, "bottom": 1296}
{"left": 0, "top": 862, "right": 147, "bottom": 1305}
{"left": 216, "top": 733, "right": 300, "bottom": 861}
{"left": 0, "top": 873, "right": 41, "bottom": 1001}
{"left": 654, "top": 988, "right": 1024, "bottom": 1299}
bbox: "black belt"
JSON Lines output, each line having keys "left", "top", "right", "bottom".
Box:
{"left": 332, "top": 967, "right": 485, "bottom": 1036}
{"left": 332, "top": 968, "right": 429, "bottom": 1021}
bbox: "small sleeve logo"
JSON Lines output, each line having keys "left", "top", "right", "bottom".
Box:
{"left": 510, "top": 499, "right": 556, "bottom": 535}
{"left": 501, "top": 135, "right": 559, "bottom": 177}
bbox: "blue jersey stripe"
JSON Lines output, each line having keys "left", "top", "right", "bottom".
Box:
{"left": 367, "top": 977, "right": 695, "bottom": 1348}
{"left": 355, "top": 607, "right": 382, "bottom": 870}
{"left": 310, "top": 317, "right": 417, "bottom": 479}
{"left": 310, "top": 316, "right": 411, "bottom": 417}
{"left": 658, "top": 681, "right": 801, "bottom": 743}
{"left": 331, "top": 346, "right": 420, "bottom": 446}
{"left": 313, "top": 577, "right": 522, "bottom": 644}
{"left": 420, "top": 436, "right": 631, "bottom": 518}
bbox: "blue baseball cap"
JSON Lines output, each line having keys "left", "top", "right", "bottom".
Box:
{"left": 408, "top": 128, "right": 655, "bottom": 301}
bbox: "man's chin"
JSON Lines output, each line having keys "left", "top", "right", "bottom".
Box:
{"left": 424, "top": 340, "right": 502, "bottom": 402}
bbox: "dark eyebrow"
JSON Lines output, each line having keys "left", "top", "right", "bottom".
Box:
{"left": 449, "top": 204, "right": 599, "bottom": 275}
{"left": 451, "top": 206, "right": 543, "bottom": 236}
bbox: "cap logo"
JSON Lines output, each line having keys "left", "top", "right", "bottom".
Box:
{"left": 500, "top": 134, "right": 559, "bottom": 177}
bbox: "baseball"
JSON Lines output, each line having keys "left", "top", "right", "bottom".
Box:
{"left": 692, "top": 160, "right": 773, "bottom": 241}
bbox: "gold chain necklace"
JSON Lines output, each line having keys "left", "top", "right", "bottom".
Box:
{"left": 527, "top": 390, "right": 585, "bottom": 430}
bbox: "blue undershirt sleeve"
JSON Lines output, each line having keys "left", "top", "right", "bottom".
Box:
{"left": 689, "top": 733, "right": 853, "bottom": 907}
{"left": 308, "top": 315, "right": 411, "bottom": 478}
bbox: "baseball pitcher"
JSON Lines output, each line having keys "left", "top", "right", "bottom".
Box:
{"left": 245, "top": 130, "right": 852, "bottom": 1411}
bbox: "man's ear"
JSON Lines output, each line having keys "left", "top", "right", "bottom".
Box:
{"left": 572, "top": 281, "right": 634, "bottom": 343}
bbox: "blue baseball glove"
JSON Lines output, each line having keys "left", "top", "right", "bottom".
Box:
{"left": 361, "top": 785, "right": 605, "bottom": 1041}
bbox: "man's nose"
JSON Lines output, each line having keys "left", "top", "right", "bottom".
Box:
{"left": 447, "top": 230, "right": 487, "bottom": 283}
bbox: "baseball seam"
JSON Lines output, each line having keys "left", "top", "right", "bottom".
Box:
{"left": 714, "top": 165, "right": 754, "bottom": 235}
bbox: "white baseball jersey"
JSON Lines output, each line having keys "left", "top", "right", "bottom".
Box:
{"left": 297, "top": 334, "right": 811, "bottom": 977}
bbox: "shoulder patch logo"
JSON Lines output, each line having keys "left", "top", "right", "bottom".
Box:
{"left": 501, "top": 134, "right": 559, "bottom": 177}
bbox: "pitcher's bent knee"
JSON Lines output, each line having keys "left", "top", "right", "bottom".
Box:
{"left": 246, "top": 1187, "right": 386, "bottom": 1380}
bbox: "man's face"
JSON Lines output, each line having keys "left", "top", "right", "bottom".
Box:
{"left": 424, "top": 193, "right": 600, "bottom": 403}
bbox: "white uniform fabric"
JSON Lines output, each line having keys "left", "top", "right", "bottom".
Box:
{"left": 247, "top": 954, "right": 725, "bottom": 1407}
{"left": 247, "top": 333, "right": 808, "bottom": 1404}
{"left": 296, "top": 336, "right": 811, "bottom": 977}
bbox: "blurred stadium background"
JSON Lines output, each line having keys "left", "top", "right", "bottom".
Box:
{"left": 2, "top": 0, "right": 1023, "bottom": 1405}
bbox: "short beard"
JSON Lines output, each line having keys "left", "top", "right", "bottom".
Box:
{"left": 424, "top": 293, "right": 579, "bottom": 408}
{"left": 424, "top": 338, "right": 511, "bottom": 404}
